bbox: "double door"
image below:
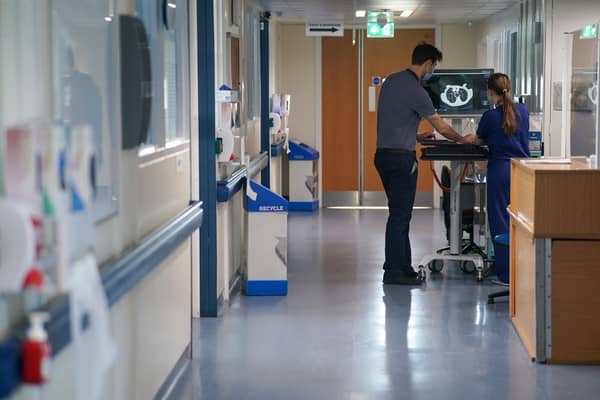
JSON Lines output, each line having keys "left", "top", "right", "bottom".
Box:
{"left": 322, "top": 29, "right": 435, "bottom": 206}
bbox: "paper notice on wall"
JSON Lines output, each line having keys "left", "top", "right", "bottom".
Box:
{"left": 3, "top": 125, "right": 41, "bottom": 210}
{"left": 69, "top": 254, "right": 115, "bottom": 400}
{"left": 0, "top": 200, "right": 36, "bottom": 291}
{"left": 368, "top": 86, "right": 376, "bottom": 112}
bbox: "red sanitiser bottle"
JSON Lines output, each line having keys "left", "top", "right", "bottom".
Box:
{"left": 21, "top": 312, "right": 51, "bottom": 384}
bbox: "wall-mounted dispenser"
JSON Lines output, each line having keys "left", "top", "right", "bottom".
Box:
{"left": 272, "top": 94, "right": 291, "bottom": 152}
{"left": 120, "top": 15, "right": 152, "bottom": 150}
{"left": 216, "top": 88, "right": 240, "bottom": 163}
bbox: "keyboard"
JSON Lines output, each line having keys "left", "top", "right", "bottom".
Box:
{"left": 420, "top": 140, "right": 489, "bottom": 161}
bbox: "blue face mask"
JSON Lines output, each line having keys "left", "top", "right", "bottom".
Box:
{"left": 423, "top": 65, "right": 435, "bottom": 81}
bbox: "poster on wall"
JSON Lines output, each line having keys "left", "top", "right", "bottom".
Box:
{"left": 51, "top": 0, "right": 120, "bottom": 224}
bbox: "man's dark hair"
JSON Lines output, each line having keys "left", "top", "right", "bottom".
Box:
{"left": 411, "top": 43, "right": 443, "bottom": 65}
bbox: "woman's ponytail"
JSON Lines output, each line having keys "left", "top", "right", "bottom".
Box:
{"left": 488, "top": 73, "right": 518, "bottom": 135}
{"left": 502, "top": 89, "right": 517, "bottom": 135}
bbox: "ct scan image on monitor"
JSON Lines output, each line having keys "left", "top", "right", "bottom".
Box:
{"left": 423, "top": 69, "right": 494, "bottom": 116}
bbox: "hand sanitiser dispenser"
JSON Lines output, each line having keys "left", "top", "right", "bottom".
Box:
{"left": 21, "top": 312, "right": 51, "bottom": 385}
{"left": 215, "top": 88, "right": 240, "bottom": 163}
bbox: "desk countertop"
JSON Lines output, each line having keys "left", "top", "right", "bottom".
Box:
{"left": 512, "top": 157, "right": 600, "bottom": 173}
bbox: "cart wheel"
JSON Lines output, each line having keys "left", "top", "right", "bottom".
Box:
{"left": 417, "top": 267, "right": 427, "bottom": 281}
{"left": 428, "top": 260, "right": 444, "bottom": 273}
{"left": 460, "top": 260, "right": 476, "bottom": 274}
{"left": 476, "top": 270, "right": 484, "bottom": 282}
{"left": 482, "top": 260, "right": 494, "bottom": 278}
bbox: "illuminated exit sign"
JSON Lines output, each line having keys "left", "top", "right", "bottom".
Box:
{"left": 367, "top": 11, "right": 394, "bottom": 38}
{"left": 580, "top": 25, "right": 597, "bottom": 39}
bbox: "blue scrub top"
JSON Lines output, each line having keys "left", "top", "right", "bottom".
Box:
{"left": 476, "top": 103, "right": 530, "bottom": 160}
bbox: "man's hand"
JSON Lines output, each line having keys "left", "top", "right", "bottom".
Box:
{"left": 460, "top": 134, "right": 476, "bottom": 144}
{"left": 417, "top": 132, "right": 436, "bottom": 142}
{"left": 426, "top": 113, "right": 474, "bottom": 143}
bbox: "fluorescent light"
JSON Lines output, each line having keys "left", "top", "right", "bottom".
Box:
{"left": 355, "top": 10, "right": 367, "bottom": 18}
{"left": 168, "top": 3, "right": 177, "bottom": 8}
{"left": 104, "top": 16, "right": 112, "bottom": 22}
{"left": 400, "top": 10, "right": 414, "bottom": 17}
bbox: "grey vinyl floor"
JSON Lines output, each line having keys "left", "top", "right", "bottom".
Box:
{"left": 166, "top": 209, "right": 600, "bottom": 400}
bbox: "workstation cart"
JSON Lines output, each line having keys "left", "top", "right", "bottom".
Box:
{"left": 417, "top": 140, "right": 491, "bottom": 281}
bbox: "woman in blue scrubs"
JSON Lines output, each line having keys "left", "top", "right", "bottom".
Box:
{"left": 473, "top": 73, "right": 530, "bottom": 283}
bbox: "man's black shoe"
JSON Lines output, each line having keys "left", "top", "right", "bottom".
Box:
{"left": 383, "top": 269, "right": 424, "bottom": 285}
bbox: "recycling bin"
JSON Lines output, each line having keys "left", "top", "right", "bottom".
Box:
{"left": 245, "top": 180, "right": 288, "bottom": 295}
{"left": 288, "top": 140, "right": 319, "bottom": 211}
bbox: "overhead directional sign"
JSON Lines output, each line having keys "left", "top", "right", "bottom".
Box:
{"left": 306, "top": 23, "right": 344, "bottom": 37}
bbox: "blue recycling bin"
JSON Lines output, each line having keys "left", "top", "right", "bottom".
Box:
{"left": 288, "top": 140, "right": 319, "bottom": 211}
{"left": 493, "top": 233, "right": 509, "bottom": 283}
{"left": 245, "top": 180, "right": 288, "bottom": 296}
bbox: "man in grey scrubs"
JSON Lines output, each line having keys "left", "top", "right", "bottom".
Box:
{"left": 375, "top": 43, "right": 475, "bottom": 285}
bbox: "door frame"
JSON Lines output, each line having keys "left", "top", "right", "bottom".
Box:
{"left": 319, "top": 24, "right": 440, "bottom": 207}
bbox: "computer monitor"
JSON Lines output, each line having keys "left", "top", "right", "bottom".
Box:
{"left": 423, "top": 69, "right": 494, "bottom": 116}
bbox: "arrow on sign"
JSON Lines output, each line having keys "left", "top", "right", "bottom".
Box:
{"left": 309, "top": 27, "right": 339, "bottom": 33}
{"left": 306, "top": 23, "right": 344, "bottom": 37}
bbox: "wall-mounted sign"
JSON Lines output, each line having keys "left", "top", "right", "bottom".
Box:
{"left": 305, "top": 23, "right": 344, "bottom": 37}
{"left": 367, "top": 11, "right": 394, "bottom": 38}
{"left": 372, "top": 76, "right": 382, "bottom": 86}
{"left": 580, "top": 24, "right": 598, "bottom": 39}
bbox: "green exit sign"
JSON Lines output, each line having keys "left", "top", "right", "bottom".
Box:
{"left": 367, "top": 11, "right": 394, "bottom": 38}
{"left": 580, "top": 24, "right": 597, "bottom": 39}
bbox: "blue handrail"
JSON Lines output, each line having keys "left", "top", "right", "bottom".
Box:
{"left": 216, "top": 152, "right": 269, "bottom": 203}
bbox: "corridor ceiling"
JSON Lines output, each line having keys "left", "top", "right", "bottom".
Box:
{"left": 259, "top": 0, "right": 521, "bottom": 24}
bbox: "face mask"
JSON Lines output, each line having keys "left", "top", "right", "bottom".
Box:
{"left": 423, "top": 64, "right": 435, "bottom": 81}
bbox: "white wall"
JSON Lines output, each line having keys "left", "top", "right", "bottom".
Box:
{"left": 279, "top": 24, "right": 319, "bottom": 148}
{"left": 269, "top": 20, "right": 283, "bottom": 96}
{"left": 544, "top": 0, "right": 600, "bottom": 156}
{"left": 474, "top": 4, "right": 520, "bottom": 71}
{"left": 439, "top": 23, "right": 478, "bottom": 68}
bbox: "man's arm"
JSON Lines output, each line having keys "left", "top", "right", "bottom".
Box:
{"left": 425, "top": 113, "right": 475, "bottom": 143}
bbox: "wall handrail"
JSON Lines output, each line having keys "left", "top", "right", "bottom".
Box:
{"left": 216, "top": 151, "right": 269, "bottom": 202}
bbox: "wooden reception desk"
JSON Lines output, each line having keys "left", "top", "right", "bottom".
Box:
{"left": 508, "top": 158, "right": 600, "bottom": 364}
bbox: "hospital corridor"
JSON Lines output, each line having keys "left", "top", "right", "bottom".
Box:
{"left": 1, "top": 0, "right": 600, "bottom": 399}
